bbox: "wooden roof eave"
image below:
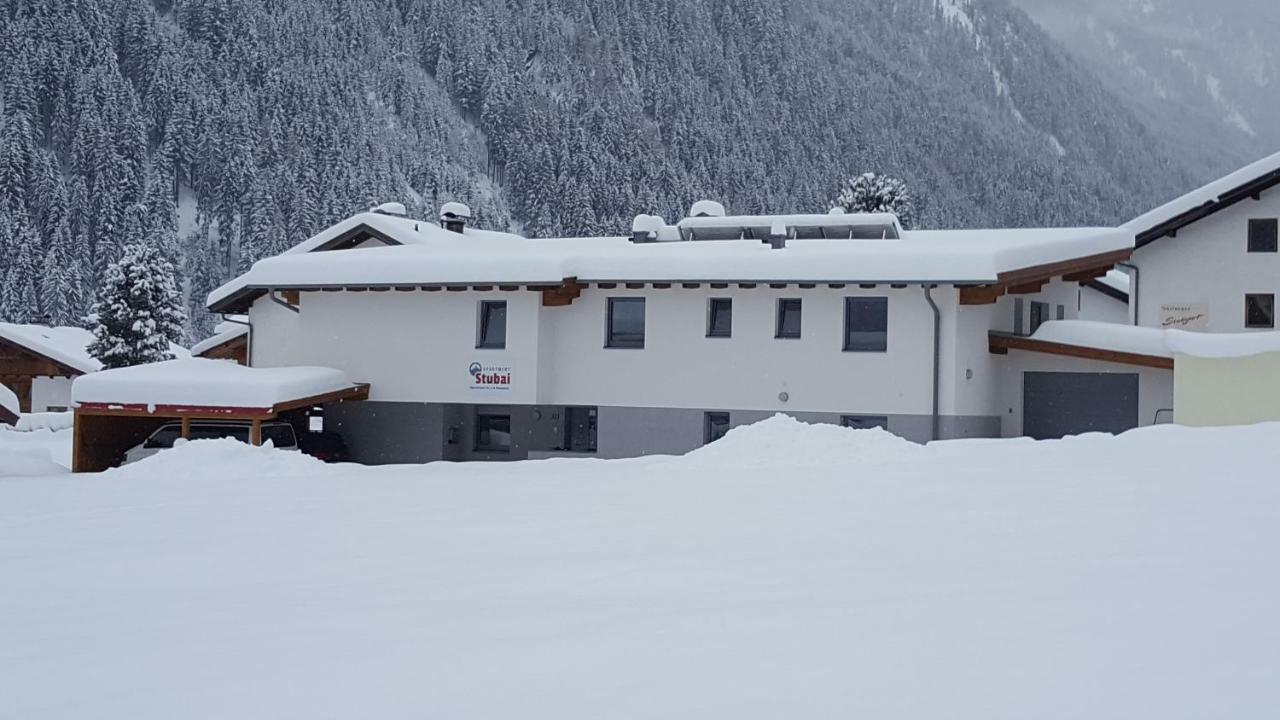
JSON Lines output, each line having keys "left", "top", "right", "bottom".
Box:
{"left": 0, "top": 336, "right": 90, "bottom": 378}
{"left": 988, "top": 332, "right": 1172, "bottom": 370}
{"left": 1135, "top": 168, "right": 1280, "bottom": 248}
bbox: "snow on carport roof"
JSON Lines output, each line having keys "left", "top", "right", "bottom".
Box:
{"left": 1124, "top": 150, "right": 1280, "bottom": 240}
{"left": 72, "top": 359, "right": 357, "bottom": 410}
{"left": 207, "top": 224, "right": 1133, "bottom": 310}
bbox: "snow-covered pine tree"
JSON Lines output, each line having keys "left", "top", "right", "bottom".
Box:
{"left": 834, "top": 173, "right": 917, "bottom": 230}
{"left": 87, "top": 243, "right": 186, "bottom": 369}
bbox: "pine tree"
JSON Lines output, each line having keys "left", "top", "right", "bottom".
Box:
{"left": 834, "top": 173, "right": 918, "bottom": 229}
{"left": 87, "top": 243, "right": 186, "bottom": 369}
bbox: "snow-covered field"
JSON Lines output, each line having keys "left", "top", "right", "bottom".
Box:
{"left": 2, "top": 416, "right": 1278, "bottom": 718}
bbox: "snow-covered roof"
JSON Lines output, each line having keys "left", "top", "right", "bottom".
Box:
{"left": 191, "top": 324, "right": 249, "bottom": 357}
{"left": 1165, "top": 330, "right": 1280, "bottom": 360}
{"left": 1029, "top": 321, "right": 1172, "bottom": 359}
{"left": 285, "top": 211, "right": 522, "bottom": 255}
{"left": 1125, "top": 150, "right": 1280, "bottom": 242}
{"left": 0, "top": 323, "right": 103, "bottom": 375}
{"left": 72, "top": 359, "right": 356, "bottom": 410}
{"left": 0, "top": 383, "right": 18, "bottom": 421}
{"left": 1023, "top": 321, "right": 1280, "bottom": 362}
{"left": 209, "top": 212, "right": 1133, "bottom": 311}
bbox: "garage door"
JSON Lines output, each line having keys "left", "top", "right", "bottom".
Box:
{"left": 1023, "top": 372, "right": 1139, "bottom": 440}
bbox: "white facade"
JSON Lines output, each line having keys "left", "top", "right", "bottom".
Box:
{"left": 1127, "top": 166, "right": 1280, "bottom": 333}
{"left": 31, "top": 377, "right": 73, "bottom": 413}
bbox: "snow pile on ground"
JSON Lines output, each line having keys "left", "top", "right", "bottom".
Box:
{"left": 683, "top": 413, "right": 917, "bottom": 468}
{"left": 104, "top": 438, "right": 336, "bottom": 481}
{"left": 14, "top": 411, "right": 74, "bottom": 433}
{"left": 0, "top": 425, "right": 71, "bottom": 477}
{"left": 0, "top": 383, "right": 17, "bottom": 419}
{"left": 2, "top": 420, "right": 1279, "bottom": 717}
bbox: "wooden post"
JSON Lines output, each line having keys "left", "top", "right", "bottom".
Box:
{"left": 250, "top": 419, "right": 262, "bottom": 446}
{"left": 180, "top": 417, "right": 191, "bottom": 440}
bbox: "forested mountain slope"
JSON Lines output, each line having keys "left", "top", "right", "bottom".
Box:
{"left": 0, "top": 0, "right": 1204, "bottom": 336}
{"left": 1014, "top": 0, "right": 1280, "bottom": 175}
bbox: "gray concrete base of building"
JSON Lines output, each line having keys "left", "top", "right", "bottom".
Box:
{"left": 323, "top": 401, "right": 1001, "bottom": 465}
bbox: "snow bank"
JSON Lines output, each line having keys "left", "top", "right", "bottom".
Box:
{"left": 0, "top": 424, "right": 71, "bottom": 475}
{"left": 13, "top": 411, "right": 74, "bottom": 433}
{"left": 72, "top": 358, "right": 355, "bottom": 409}
{"left": 3, "top": 418, "right": 1280, "bottom": 717}
{"left": 683, "top": 413, "right": 917, "bottom": 467}
{"left": 104, "top": 438, "right": 334, "bottom": 480}
{"left": 1166, "top": 329, "right": 1280, "bottom": 359}
{"left": 0, "top": 447, "right": 67, "bottom": 478}
{"left": 0, "top": 383, "right": 17, "bottom": 419}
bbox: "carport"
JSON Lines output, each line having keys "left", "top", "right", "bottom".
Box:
{"left": 71, "top": 359, "right": 368, "bottom": 472}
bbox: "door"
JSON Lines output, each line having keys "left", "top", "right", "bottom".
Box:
{"left": 1023, "top": 372, "right": 1139, "bottom": 440}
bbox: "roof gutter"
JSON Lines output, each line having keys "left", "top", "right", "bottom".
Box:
{"left": 1117, "top": 262, "right": 1140, "bottom": 326}
{"left": 219, "top": 314, "right": 254, "bottom": 367}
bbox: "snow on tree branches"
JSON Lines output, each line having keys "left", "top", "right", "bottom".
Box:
{"left": 834, "top": 173, "right": 916, "bottom": 229}
{"left": 87, "top": 244, "right": 186, "bottom": 369}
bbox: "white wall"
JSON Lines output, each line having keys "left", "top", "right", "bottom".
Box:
{"left": 250, "top": 289, "right": 544, "bottom": 405}
{"left": 1079, "top": 286, "right": 1131, "bottom": 325}
{"left": 1133, "top": 188, "right": 1280, "bottom": 332}
{"left": 31, "top": 376, "right": 73, "bottom": 412}
{"left": 539, "top": 285, "right": 939, "bottom": 416}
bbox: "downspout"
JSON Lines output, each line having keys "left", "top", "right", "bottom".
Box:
{"left": 1117, "top": 261, "right": 1139, "bottom": 326}
{"left": 219, "top": 314, "right": 253, "bottom": 367}
{"left": 923, "top": 284, "right": 941, "bottom": 442}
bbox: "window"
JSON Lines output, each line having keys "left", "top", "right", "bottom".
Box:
{"left": 474, "top": 413, "right": 512, "bottom": 453}
{"left": 607, "top": 298, "right": 645, "bottom": 348}
{"left": 704, "top": 412, "right": 731, "bottom": 444}
{"left": 844, "top": 297, "right": 888, "bottom": 352}
{"left": 563, "top": 407, "right": 597, "bottom": 453}
{"left": 1248, "top": 219, "right": 1278, "bottom": 253}
{"left": 1056, "top": 305, "right": 1066, "bottom": 321}
{"left": 707, "top": 298, "right": 733, "bottom": 338}
{"left": 776, "top": 298, "right": 802, "bottom": 338}
{"left": 1030, "top": 301, "right": 1049, "bottom": 335}
{"left": 841, "top": 415, "right": 889, "bottom": 431}
{"left": 1245, "top": 293, "right": 1275, "bottom": 329}
{"left": 477, "top": 301, "right": 507, "bottom": 349}
{"left": 261, "top": 424, "right": 298, "bottom": 449}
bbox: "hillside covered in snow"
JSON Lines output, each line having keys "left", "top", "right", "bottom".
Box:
{"left": 0, "top": 0, "right": 1213, "bottom": 337}
{"left": 2, "top": 416, "right": 1278, "bottom": 717}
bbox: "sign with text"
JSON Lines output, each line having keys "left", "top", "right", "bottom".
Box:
{"left": 1160, "top": 303, "right": 1209, "bottom": 331}
{"left": 468, "top": 361, "right": 513, "bottom": 391}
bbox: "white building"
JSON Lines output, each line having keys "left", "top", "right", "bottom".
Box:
{"left": 206, "top": 203, "right": 1166, "bottom": 463}
{"left": 1122, "top": 151, "right": 1280, "bottom": 333}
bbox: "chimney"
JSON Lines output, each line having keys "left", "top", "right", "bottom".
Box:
{"left": 439, "top": 202, "right": 472, "bottom": 233}
{"left": 689, "top": 199, "right": 726, "bottom": 218}
{"left": 630, "top": 214, "right": 664, "bottom": 243}
{"left": 371, "top": 201, "right": 408, "bottom": 217}
{"left": 765, "top": 220, "right": 787, "bottom": 250}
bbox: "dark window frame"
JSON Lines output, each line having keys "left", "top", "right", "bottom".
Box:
{"left": 606, "top": 297, "right": 646, "bottom": 349}
{"left": 1030, "top": 301, "right": 1049, "bottom": 335}
{"left": 1248, "top": 218, "right": 1278, "bottom": 253}
{"left": 775, "top": 298, "right": 802, "bottom": 339}
{"left": 1245, "top": 293, "right": 1276, "bottom": 329}
{"left": 704, "top": 411, "right": 731, "bottom": 444}
{"left": 706, "top": 298, "right": 733, "bottom": 338}
{"left": 474, "top": 412, "right": 513, "bottom": 453}
{"left": 843, "top": 297, "right": 889, "bottom": 352}
{"left": 840, "top": 415, "right": 889, "bottom": 431}
{"left": 476, "top": 300, "right": 508, "bottom": 349}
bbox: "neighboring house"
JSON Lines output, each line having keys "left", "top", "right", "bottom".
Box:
{"left": 191, "top": 321, "right": 249, "bottom": 365}
{"left": 207, "top": 203, "right": 1153, "bottom": 463}
{"left": 1123, "top": 151, "right": 1280, "bottom": 333}
{"left": 0, "top": 323, "right": 102, "bottom": 413}
{"left": 1170, "top": 331, "right": 1280, "bottom": 428}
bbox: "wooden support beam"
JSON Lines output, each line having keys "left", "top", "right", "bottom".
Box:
{"left": 859, "top": 283, "right": 877, "bottom": 289}
{"left": 625, "top": 282, "right": 645, "bottom": 290}
{"left": 597, "top": 282, "right": 617, "bottom": 289}
{"left": 959, "top": 285, "right": 1006, "bottom": 305}
{"left": 180, "top": 417, "right": 191, "bottom": 439}
{"left": 281, "top": 289, "right": 300, "bottom": 305}
{"left": 769, "top": 283, "right": 788, "bottom": 289}
{"left": 890, "top": 283, "right": 908, "bottom": 289}
{"left": 710, "top": 283, "right": 729, "bottom": 290}
{"left": 1007, "top": 280, "right": 1048, "bottom": 295}
{"left": 653, "top": 283, "right": 672, "bottom": 289}
{"left": 542, "top": 278, "right": 586, "bottom": 307}
{"left": 799, "top": 283, "right": 816, "bottom": 290}
{"left": 498, "top": 285, "right": 520, "bottom": 292}
{"left": 1063, "top": 267, "right": 1110, "bottom": 283}
{"left": 738, "top": 283, "right": 757, "bottom": 289}
{"left": 682, "top": 283, "right": 702, "bottom": 289}
{"left": 988, "top": 332, "right": 1173, "bottom": 369}
{"left": 251, "top": 419, "right": 262, "bottom": 446}
{"left": 827, "top": 283, "right": 846, "bottom": 289}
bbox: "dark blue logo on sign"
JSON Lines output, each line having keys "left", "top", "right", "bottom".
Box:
{"left": 468, "top": 362, "right": 482, "bottom": 375}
